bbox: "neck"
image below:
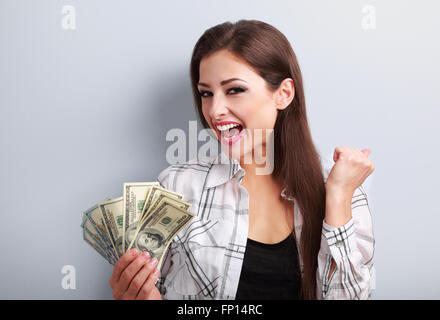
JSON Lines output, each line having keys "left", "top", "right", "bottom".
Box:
{"left": 239, "top": 152, "right": 281, "bottom": 189}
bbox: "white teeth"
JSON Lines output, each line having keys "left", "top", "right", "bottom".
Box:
{"left": 216, "top": 123, "right": 241, "bottom": 131}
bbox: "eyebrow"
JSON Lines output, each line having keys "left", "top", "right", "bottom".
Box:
{"left": 197, "top": 78, "right": 247, "bottom": 88}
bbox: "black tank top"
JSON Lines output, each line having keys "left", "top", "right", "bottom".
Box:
{"left": 235, "top": 233, "right": 302, "bottom": 300}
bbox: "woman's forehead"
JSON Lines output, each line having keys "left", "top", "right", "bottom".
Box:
{"left": 199, "top": 51, "right": 258, "bottom": 84}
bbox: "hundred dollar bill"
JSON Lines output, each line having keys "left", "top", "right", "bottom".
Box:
{"left": 83, "top": 213, "right": 118, "bottom": 263}
{"left": 127, "top": 193, "right": 191, "bottom": 251}
{"left": 83, "top": 216, "right": 105, "bottom": 248}
{"left": 122, "top": 182, "right": 159, "bottom": 253}
{"left": 139, "top": 185, "right": 184, "bottom": 223}
{"left": 128, "top": 198, "right": 195, "bottom": 270}
{"left": 83, "top": 203, "right": 117, "bottom": 260}
{"left": 99, "top": 197, "right": 124, "bottom": 258}
{"left": 83, "top": 230, "right": 107, "bottom": 260}
{"left": 83, "top": 226, "right": 117, "bottom": 264}
{"left": 143, "top": 193, "right": 191, "bottom": 224}
{"left": 84, "top": 202, "right": 110, "bottom": 235}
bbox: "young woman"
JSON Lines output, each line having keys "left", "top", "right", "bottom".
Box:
{"left": 109, "top": 19, "right": 375, "bottom": 300}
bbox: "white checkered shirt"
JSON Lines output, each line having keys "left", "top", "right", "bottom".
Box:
{"left": 154, "top": 151, "right": 376, "bottom": 300}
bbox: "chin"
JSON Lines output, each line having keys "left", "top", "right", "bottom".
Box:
{"left": 220, "top": 143, "right": 255, "bottom": 163}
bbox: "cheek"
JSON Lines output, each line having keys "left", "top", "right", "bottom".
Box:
{"left": 256, "top": 104, "right": 278, "bottom": 129}
{"left": 201, "top": 105, "right": 210, "bottom": 123}
{"left": 237, "top": 96, "right": 273, "bottom": 127}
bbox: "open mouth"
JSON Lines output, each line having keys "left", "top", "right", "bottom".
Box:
{"left": 214, "top": 123, "right": 245, "bottom": 145}
{"left": 220, "top": 124, "right": 243, "bottom": 139}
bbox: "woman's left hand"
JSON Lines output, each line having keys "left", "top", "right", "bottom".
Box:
{"left": 325, "top": 146, "right": 375, "bottom": 197}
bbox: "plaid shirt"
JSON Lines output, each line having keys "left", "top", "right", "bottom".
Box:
{"left": 155, "top": 151, "right": 376, "bottom": 300}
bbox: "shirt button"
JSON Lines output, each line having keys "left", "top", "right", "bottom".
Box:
{"left": 335, "top": 240, "right": 343, "bottom": 248}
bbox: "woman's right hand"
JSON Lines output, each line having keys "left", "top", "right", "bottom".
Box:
{"left": 110, "top": 248, "right": 162, "bottom": 300}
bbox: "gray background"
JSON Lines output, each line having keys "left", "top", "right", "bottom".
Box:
{"left": 1, "top": 0, "right": 439, "bottom": 299}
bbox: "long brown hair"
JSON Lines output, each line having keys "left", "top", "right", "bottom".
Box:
{"left": 189, "top": 19, "right": 326, "bottom": 300}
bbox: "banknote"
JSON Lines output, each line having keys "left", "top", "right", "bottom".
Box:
{"left": 140, "top": 185, "right": 184, "bottom": 222}
{"left": 98, "top": 197, "right": 124, "bottom": 258}
{"left": 83, "top": 223, "right": 117, "bottom": 265}
{"left": 83, "top": 212, "right": 118, "bottom": 263}
{"left": 81, "top": 182, "right": 194, "bottom": 267}
{"left": 84, "top": 202, "right": 117, "bottom": 256}
{"left": 128, "top": 197, "right": 194, "bottom": 270}
{"left": 122, "top": 182, "right": 159, "bottom": 253}
{"left": 126, "top": 192, "right": 192, "bottom": 252}
{"left": 83, "top": 203, "right": 118, "bottom": 262}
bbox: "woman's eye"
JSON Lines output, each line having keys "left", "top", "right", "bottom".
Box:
{"left": 199, "top": 91, "right": 211, "bottom": 98}
{"left": 198, "top": 87, "right": 246, "bottom": 99}
{"left": 227, "top": 87, "right": 245, "bottom": 94}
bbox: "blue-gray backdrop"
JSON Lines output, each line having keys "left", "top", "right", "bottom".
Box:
{"left": 1, "top": 0, "right": 439, "bottom": 299}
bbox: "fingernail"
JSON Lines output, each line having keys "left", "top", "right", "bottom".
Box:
{"left": 131, "top": 249, "right": 138, "bottom": 257}
{"left": 141, "top": 251, "right": 150, "bottom": 260}
{"left": 154, "top": 269, "right": 160, "bottom": 276}
{"left": 150, "top": 257, "right": 158, "bottom": 266}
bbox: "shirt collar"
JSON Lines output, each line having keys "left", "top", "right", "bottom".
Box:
{"left": 204, "top": 152, "right": 294, "bottom": 202}
{"left": 205, "top": 151, "right": 243, "bottom": 189}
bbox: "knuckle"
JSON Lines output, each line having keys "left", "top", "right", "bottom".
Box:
{"left": 120, "top": 271, "right": 132, "bottom": 284}
{"left": 113, "top": 264, "right": 122, "bottom": 276}
{"left": 132, "top": 276, "right": 144, "bottom": 290}
{"left": 140, "top": 284, "right": 152, "bottom": 297}
{"left": 119, "top": 257, "right": 129, "bottom": 266}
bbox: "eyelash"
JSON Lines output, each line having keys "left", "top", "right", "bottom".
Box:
{"left": 198, "top": 87, "right": 246, "bottom": 98}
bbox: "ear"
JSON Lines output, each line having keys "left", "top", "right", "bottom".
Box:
{"left": 274, "top": 78, "right": 295, "bottom": 111}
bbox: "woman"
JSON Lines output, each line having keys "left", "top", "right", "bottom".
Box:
{"left": 109, "top": 19, "right": 375, "bottom": 300}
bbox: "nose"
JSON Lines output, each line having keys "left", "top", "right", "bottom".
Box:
{"left": 209, "top": 94, "right": 229, "bottom": 120}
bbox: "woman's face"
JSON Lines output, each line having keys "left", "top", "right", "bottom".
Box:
{"left": 198, "top": 49, "right": 293, "bottom": 161}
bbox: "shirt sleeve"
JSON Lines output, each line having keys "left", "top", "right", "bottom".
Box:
{"left": 316, "top": 184, "right": 376, "bottom": 300}
{"left": 154, "top": 165, "right": 175, "bottom": 300}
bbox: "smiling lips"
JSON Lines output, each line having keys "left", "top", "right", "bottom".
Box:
{"left": 212, "top": 121, "right": 244, "bottom": 145}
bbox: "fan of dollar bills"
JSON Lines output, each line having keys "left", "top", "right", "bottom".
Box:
{"left": 81, "top": 182, "right": 195, "bottom": 270}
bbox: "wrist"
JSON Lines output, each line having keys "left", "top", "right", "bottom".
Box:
{"left": 325, "top": 186, "right": 353, "bottom": 228}
{"left": 325, "top": 183, "right": 354, "bottom": 201}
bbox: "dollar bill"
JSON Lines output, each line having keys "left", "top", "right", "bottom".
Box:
{"left": 128, "top": 197, "right": 194, "bottom": 270}
{"left": 84, "top": 203, "right": 117, "bottom": 255}
{"left": 83, "top": 225, "right": 117, "bottom": 264}
{"left": 99, "top": 197, "right": 124, "bottom": 258}
{"left": 122, "top": 182, "right": 159, "bottom": 253}
{"left": 82, "top": 183, "right": 194, "bottom": 268}
{"left": 127, "top": 193, "right": 191, "bottom": 252}
{"left": 140, "top": 185, "right": 184, "bottom": 223}
{"left": 82, "top": 203, "right": 118, "bottom": 264}
{"left": 83, "top": 214, "right": 118, "bottom": 263}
